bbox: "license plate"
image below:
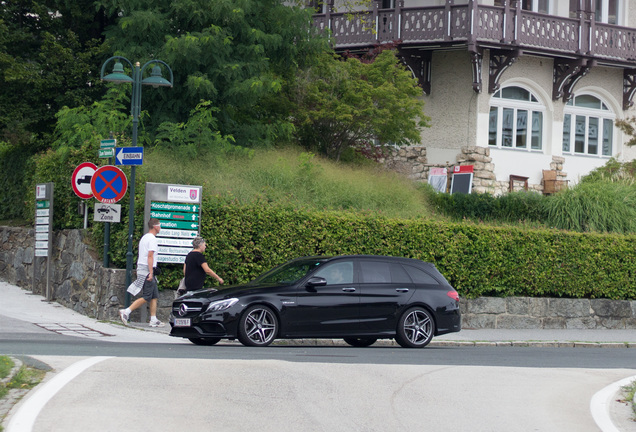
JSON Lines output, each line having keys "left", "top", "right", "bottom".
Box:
{"left": 174, "top": 318, "right": 191, "bottom": 327}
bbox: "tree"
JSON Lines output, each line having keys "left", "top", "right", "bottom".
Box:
{"left": 97, "top": 0, "right": 329, "bottom": 146}
{"left": 0, "top": 1, "right": 111, "bottom": 141}
{"left": 291, "top": 49, "right": 430, "bottom": 161}
{"left": 616, "top": 117, "right": 636, "bottom": 147}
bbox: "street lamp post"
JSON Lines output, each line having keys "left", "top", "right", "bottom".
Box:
{"left": 100, "top": 56, "right": 173, "bottom": 306}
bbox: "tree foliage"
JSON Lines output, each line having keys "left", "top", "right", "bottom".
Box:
{"left": 616, "top": 117, "right": 636, "bottom": 147}
{"left": 0, "top": 1, "right": 111, "bottom": 142}
{"left": 291, "top": 49, "right": 430, "bottom": 161}
{"left": 97, "top": 0, "right": 328, "bottom": 146}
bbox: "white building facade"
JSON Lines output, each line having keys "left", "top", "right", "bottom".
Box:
{"left": 314, "top": 0, "right": 636, "bottom": 193}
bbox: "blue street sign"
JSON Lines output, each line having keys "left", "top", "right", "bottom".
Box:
{"left": 115, "top": 147, "right": 144, "bottom": 166}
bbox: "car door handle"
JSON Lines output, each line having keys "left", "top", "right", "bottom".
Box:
{"left": 341, "top": 287, "right": 356, "bottom": 292}
{"left": 396, "top": 288, "right": 409, "bottom": 293}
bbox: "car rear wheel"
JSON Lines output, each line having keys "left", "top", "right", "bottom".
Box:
{"left": 238, "top": 305, "right": 278, "bottom": 347}
{"left": 343, "top": 337, "right": 377, "bottom": 347}
{"left": 395, "top": 307, "right": 434, "bottom": 348}
{"left": 188, "top": 337, "right": 221, "bottom": 346}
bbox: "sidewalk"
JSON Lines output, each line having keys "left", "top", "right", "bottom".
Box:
{"left": 2, "top": 280, "right": 636, "bottom": 347}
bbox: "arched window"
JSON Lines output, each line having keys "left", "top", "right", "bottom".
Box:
{"left": 488, "top": 86, "right": 545, "bottom": 151}
{"left": 562, "top": 94, "right": 615, "bottom": 157}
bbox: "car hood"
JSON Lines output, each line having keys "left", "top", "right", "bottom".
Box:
{"left": 176, "top": 282, "right": 285, "bottom": 302}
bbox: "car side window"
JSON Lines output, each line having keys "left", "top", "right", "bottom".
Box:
{"left": 390, "top": 264, "right": 412, "bottom": 283}
{"left": 403, "top": 265, "right": 440, "bottom": 285}
{"left": 314, "top": 261, "right": 354, "bottom": 285}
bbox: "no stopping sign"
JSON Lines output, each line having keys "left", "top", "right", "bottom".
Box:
{"left": 91, "top": 165, "right": 128, "bottom": 204}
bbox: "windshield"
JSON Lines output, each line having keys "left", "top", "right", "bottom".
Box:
{"left": 252, "top": 258, "right": 327, "bottom": 285}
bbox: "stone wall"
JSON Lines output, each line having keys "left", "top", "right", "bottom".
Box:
{"left": 382, "top": 145, "right": 566, "bottom": 195}
{"left": 462, "top": 297, "right": 636, "bottom": 330}
{"left": 0, "top": 226, "right": 173, "bottom": 322}
{"left": 2, "top": 226, "right": 634, "bottom": 329}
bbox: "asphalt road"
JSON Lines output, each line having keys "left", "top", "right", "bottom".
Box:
{"left": 2, "top": 329, "right": 636, "bottom": 432}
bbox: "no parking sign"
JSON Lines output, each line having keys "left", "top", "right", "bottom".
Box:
{"left": 91, "top": 165, "right": 128, "bottom": 204}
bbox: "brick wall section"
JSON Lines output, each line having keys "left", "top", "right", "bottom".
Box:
{"left": 2, "top": 226, "right": 634, "bottom": 328}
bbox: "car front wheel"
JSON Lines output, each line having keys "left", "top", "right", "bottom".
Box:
{"left": 395, "top": 307, "right": 434, "bottom": 348}
{"left": 238, "top": 305, "right": 278, "bottom": 347}
{"left": 343, "top": 337, "right": 377, "bottom": 347}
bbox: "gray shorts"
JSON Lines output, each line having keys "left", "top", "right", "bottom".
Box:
{"left": 141, "top": 277, "right": 159, "bottom": 301}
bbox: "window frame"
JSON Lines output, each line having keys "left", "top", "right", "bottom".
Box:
{"left": 562, "top": 93, "right": 615, "bottom": 158}
{"left": 488, "top": 85, "right": 546, "bottom": 152}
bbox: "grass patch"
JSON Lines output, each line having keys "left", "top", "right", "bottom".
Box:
{"left": 0, "top": 356, "right": 13, "bottom": 379}
{"left": 145, "top": 146, "right": 434, "bottom": 220}
{"left": 621, "top": 380, "right": 636, "bottom": 418}
{"left": 6, "top": 366, "right": 46, "bottom": 391}
{"left": 0, "top": 356, "right": 46, "bottom": 431}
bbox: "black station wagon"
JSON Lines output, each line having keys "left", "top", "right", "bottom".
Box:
{"left": 169, "top": 255, "right": 461, "bottom": 348}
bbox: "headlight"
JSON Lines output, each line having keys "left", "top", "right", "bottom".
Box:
{"left": 206, "top": 298, "right": 239, "bottom": 312}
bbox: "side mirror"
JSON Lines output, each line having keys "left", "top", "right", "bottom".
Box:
{"left": 306, "top": 276, "right": 327, "bottom": 287}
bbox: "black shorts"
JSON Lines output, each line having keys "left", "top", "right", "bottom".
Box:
{"left": 141, "top": 277, "right": 159, "bottom": 301}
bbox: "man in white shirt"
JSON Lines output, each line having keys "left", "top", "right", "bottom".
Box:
{"left": 119, "top": 218, "right": 164, "bottom": 327}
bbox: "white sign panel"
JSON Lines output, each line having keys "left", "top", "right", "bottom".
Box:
{"left": 156, "top": 255, "right": 186, "bottom": 264}
{"left": 157, "top": 238, "right": 196, "bottom": 247}
{"left": 35, "top": 225, "right": 49, "bottom": 233}
{"left": 36, "top": 184, "right": 46, "bottom": 199}
{"left": 35, "top": 241, "right": 48, "bottom": 249}
{"left": 157, "top": 229, "right": 198, "bottom": 239}
{"left": 35, "top": 249, "right": 48, "bottom": 257}
{"left": 36, "top": 209, "right": 50, "bottom": 217}
{"left": 158, "top": 246, "right": 191, "bottom": 256}
{"left": 167, "top": 185, "right": 200, "bottom": 203}
{"left": 94, "top": 203, "right": 121, "bottom": 223}
{"left": 35, "top": 233, "right": 48, "bottom": 241}
{"left": 36, "top": 217, "right": 49, "bottom": 225}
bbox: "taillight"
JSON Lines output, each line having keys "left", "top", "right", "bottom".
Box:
{"left": 446, "top": 290, "right": 459, "bottom": 301}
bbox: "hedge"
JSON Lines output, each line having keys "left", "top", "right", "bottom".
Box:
{"left": 194, "top": 200, "right": 635, "bottom": 300}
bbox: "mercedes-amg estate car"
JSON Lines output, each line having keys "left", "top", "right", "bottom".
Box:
{"left": 169, "top": 255, "right": 461, "bottom": 348}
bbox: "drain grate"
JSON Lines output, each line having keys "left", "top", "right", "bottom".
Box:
{"left": 35, "top": 323, "right": 113, "bottom": 338}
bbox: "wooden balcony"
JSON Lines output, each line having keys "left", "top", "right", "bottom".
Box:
{"left": 313, "top": 1, "right": 636, "bottom": 107}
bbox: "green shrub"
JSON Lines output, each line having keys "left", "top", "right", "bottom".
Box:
{"left": 428, "top": 190, "right": 546, "bottom": 224}
{"left": 544, "top": 181, "right": 636, "bottom": 234}
{"left": 192, "top": 200, "right": 635, "bottom": 300}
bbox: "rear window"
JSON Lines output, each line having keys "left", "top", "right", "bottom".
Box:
{"left": 403, "top": 265, "right": 440, "bottom": 285}
{"left": 359, "top": 261, "right": 412, "bottom": 284}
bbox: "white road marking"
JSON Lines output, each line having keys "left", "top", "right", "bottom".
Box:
{"left": 591, "top": 374, "right": 636, "bottom": 432}
{"left": 7, "top": 356, "right": 113, "bottom": 432}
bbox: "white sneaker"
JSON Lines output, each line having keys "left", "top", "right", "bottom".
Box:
{"left": 119, "top": 309, "right": 129, "bottom": 325}
{"left": 149, "top": 320, "right": 165, "bottom": 328}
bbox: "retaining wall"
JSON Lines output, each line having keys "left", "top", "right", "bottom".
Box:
{"left": 2, "top": 226, "right": 635, "bottom": 329}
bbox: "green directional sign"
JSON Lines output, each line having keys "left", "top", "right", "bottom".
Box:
{"left": 158, "top": 220, "right": 199, "bottom": 230}
{"left": 100, "top": 139, "right": 116, "bottom": 148}
{"left": 36, "top": 200, "right": 50, "bottom": 209}
{"left": 151, "top": 202, "right": 199, "bottom": 213}
{"left": 99, "top": 148, "right": 115, "bottom": 158}
{"left": 150, "top": 210, "right": 199, "bottom": 221}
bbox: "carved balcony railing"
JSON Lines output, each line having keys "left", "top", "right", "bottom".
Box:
{"left": 313, "top": 3, "right": 636, "bottom": 65}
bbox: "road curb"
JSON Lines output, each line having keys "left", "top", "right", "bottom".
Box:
{"left": 123, "top": 320, "right": 636, "bottom": 349}
{"left": 0, "top": 356, "right": 28, "bottom": 428}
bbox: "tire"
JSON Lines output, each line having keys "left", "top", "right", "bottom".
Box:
{"left": 395, "top": 307, "right": 434, "bottom": 348}
{"left": 238, "top": 305, "right": 278, "bottom": 347}
{"left": 343, "top": 337, "right": 377, "bottom": 347}
{"left": 188, "top": 337, "right": 221, "bottom": 346}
